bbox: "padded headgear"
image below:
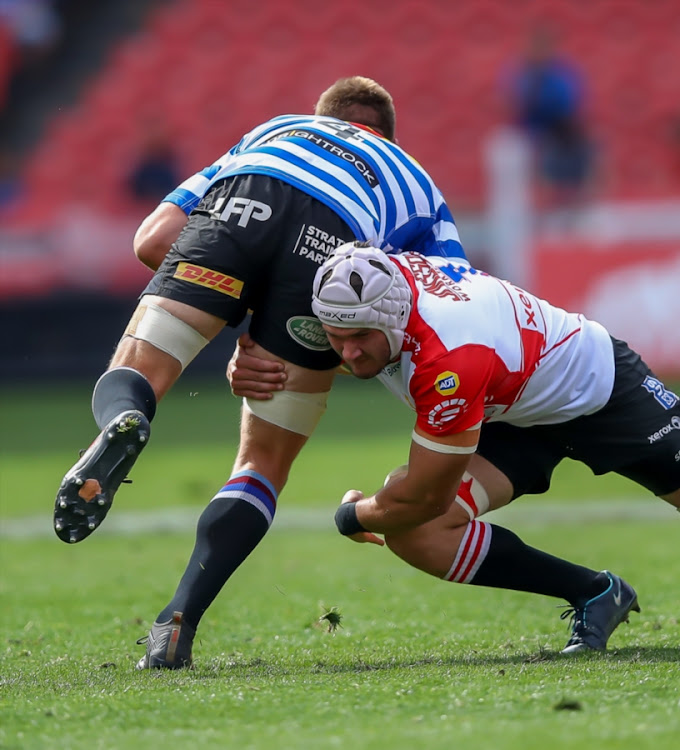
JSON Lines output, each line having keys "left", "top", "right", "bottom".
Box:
{"left": 311, "top": 242, "right": 412, "bottom": 359}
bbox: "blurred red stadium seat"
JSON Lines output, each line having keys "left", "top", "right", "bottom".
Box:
{"left": 16, "top": 0, "right": 680, "bottom": 223}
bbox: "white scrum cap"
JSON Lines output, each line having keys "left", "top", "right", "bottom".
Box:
{"left": 311, "top": 241, "right": 412, "bottom": 359}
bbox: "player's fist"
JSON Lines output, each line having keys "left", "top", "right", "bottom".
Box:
{"left": 341, "top": 489, "right": 364, "bottom": 505}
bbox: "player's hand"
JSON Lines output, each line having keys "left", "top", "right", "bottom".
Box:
{"left": 226, "top": 333, "right": 287, "bottom": 399}
{"left": 340, "top": 489, "right": 385, "bottom": 546}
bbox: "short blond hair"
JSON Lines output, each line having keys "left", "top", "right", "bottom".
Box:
{"left": 314, "top": 76, "right": 396, "bottom": 142}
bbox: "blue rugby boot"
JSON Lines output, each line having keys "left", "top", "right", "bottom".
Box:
{"left": 560, "top": 571, "right": 640, "bottom": 654}
{"left": 136, "top": 612, "right": 195, "bottom": 670}
{"left": 53, "top": 411, "right": 150, "bottom": 544}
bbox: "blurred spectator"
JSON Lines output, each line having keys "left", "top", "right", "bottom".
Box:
{"left": 0, "top": 0, "right": 62, "bottom": 67}
{"left": 503, "top": 25, "right": 595, "bottom": 215}
{"left": 0, "top": 0, "right": 64, "bottom": 116}
{"left": 126, "top": 118, "right": 180, "bottom": 206}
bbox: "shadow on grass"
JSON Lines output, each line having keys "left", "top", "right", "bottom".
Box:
{"left": 187, "top": 645, "right": 680, "bottom": 679}
{"left": 3, "top": 646, "right": 677, "bottom": 693}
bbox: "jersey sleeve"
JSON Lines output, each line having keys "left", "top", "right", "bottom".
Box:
{"left": 162, "top": 163, "right": 224, "bottom": 214}
{"left": 409, "top": 346, "right": 496, "bottom": 437}
{"left": 162, "top": 140, "right": 242, "bottom": 214}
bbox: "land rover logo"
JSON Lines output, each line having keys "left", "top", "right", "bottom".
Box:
{"left": 286, "top": 316, "right": 331, "bottom": 351}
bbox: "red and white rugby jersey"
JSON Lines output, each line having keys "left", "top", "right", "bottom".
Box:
{"left": 378, "top": 254, "right": 615, "bottom": 438}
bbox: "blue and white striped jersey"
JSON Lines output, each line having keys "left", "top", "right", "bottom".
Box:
{"left": 164, "top": 115, "right": 466, "bottom": 261}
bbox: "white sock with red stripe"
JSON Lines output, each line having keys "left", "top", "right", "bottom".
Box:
{"left": 443, "top": 522, "right": 603, "bottom": 604}
{"left": 443, "top": 520, "right": 492, "bottom": 583}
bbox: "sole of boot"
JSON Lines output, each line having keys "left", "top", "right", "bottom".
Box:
{"left": 53, "top": 411, "right": 150, "bottom": 543}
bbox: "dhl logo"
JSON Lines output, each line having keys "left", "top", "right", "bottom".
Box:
{"left": 434, "top": 370, "right": 460, "bottom": 396}
{"left": 174, "top": 262, "right": 244, "bottom": 298}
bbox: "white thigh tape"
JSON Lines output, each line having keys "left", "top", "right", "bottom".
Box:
{"left": 453, "top": 472, "right": 490, "bottom": 519}
{"left": 126, "top": 303, "right": 209, "bottom": 370}
{"left": 244, "top": 390, "right": 330, "bottom": 437}
{"left": 411, "top": 430, "right": 478, "bottom": 454}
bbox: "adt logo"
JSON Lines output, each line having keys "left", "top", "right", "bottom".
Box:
{"left": 642, "top": 376, "right": 679, "bottom": 410}
{"left": 435, "top": 370, "right": 460, "bottom": 396}
{"left": 212, "top": 197, "right": 272, "bottom": 227}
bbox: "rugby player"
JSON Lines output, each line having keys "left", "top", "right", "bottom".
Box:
{"left": 133, "top": 76, "right": 405, "bottom": 272}
{"left": 52, "top": 78, "right": 468, "bottom": 669}
{"left": 233, "top": 241, "right": 680, "bottom": 653}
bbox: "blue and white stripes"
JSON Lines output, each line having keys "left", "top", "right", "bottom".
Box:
{"left": 163, "top": 114, "right": 466, "bottom": 261}
{"left": 212, "top": 470, "right": 278, "bottom": 528}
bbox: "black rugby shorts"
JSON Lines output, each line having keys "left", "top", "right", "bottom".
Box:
{"left": 143, "top": 174, "right": 355, "bottom": 370}
{"left": 476, "top": 338, "right": 680, "bottom": 498}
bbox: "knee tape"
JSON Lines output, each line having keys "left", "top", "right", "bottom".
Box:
{"left": 244, "top": 390, "right": 330, "bottom": 437}
{"left": 125, "top": 302, "right": 209, "bottom": 371}
{"left": 454, "top": 472, "right": 490, "bottom": 519}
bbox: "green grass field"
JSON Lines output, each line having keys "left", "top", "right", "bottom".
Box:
{"left": 1, "top": 378, "right": 678, "bottom": 749}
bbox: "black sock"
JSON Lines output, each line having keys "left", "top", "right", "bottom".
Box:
{"left": 91, "top": 367, "right": 157, "bottom": 428}
{"left": 157, "top": 472, "right": 278, "bottom": 630}
{"left": 472, "top": 525, "right": 607, "bottom": 606}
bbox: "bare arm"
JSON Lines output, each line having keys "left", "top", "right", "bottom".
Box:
{"left": 226, "top": 332, "right": 287, "bottom": 399}
{"left": 227, "top": 333, "right": 347, "bottom": 399}
{"left": 344, "top": 425, "right": 479, "bottom": 536}
{"left": 133, "top": 202, "right": 188, "bottom": 271}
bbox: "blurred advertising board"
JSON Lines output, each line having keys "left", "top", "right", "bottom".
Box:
{"left": 534, "top": 240, "right": 680, "bottom": 378}
{"left": 0, "top": 207, "right": 152, "bottom": 299}
{"left": 3, "top": 210, "right": 679, "bottom": 380}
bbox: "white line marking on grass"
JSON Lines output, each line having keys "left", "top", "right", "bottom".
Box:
{"left": 0, "top": 498, "right": 677, "bottom": 540}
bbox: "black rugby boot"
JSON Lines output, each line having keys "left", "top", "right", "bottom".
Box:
{"left": 561, "top": 571, "right": 640, "bottom": 654}
{"left": 53, "top": 411, "right": 150, "bottom": 543}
